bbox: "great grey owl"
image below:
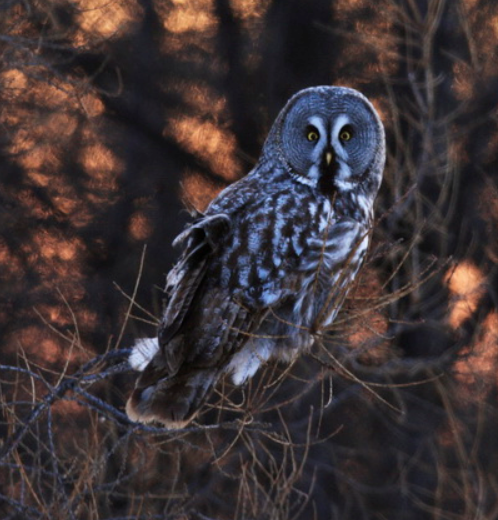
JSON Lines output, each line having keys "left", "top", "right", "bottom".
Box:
{"left": 126, "top": 86, "right": 386, "bottom": 428}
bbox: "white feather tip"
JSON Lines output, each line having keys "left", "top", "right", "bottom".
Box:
{"left": 128, "top": 337, "right": 160, "bottom": 372}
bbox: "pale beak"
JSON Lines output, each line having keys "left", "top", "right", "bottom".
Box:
{"left": 325, "top": 151, "right": 333, "bottom": 166}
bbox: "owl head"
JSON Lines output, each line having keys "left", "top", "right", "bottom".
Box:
{"left": 263, "top": 86, "right": 385, "bottom": 204}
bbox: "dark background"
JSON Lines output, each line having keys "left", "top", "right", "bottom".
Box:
{"left": 1, "top": 0, "right": 498, "bottom": 518}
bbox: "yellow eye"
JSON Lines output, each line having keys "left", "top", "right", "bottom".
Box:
{"left": 306, "top": 126, "right": 320, "bottom": 142}
{"left": 339, "top": 126, "right": 353, "bottom": 142}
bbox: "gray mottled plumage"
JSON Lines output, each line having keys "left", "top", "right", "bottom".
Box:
{"left": 126, "top": 86, "right": 386, "bottom": 428}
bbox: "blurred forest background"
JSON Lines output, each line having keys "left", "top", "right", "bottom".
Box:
{"left": 1, "top": 0, "right": 498, "bottom": 518}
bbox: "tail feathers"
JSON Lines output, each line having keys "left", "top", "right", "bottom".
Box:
{"left": 126, "top": 369, "right": 217, "bottom": 429}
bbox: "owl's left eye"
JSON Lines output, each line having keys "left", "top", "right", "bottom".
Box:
{"left": 339, "top": 125, "right": 354, "bottom": 142}
{"left": 306, "top": 125, "right": 320, "bottom": 142}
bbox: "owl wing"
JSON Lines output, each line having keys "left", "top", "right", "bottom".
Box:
{"left": 159, "top": 214, "right": 230, "bottom": 345}
{"left": 156, "top": 213, "right": 245, "bottom": 373}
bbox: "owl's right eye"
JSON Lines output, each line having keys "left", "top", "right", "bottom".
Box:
{"left": 306, "top": 126, "right": 320, "bottom": 142}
